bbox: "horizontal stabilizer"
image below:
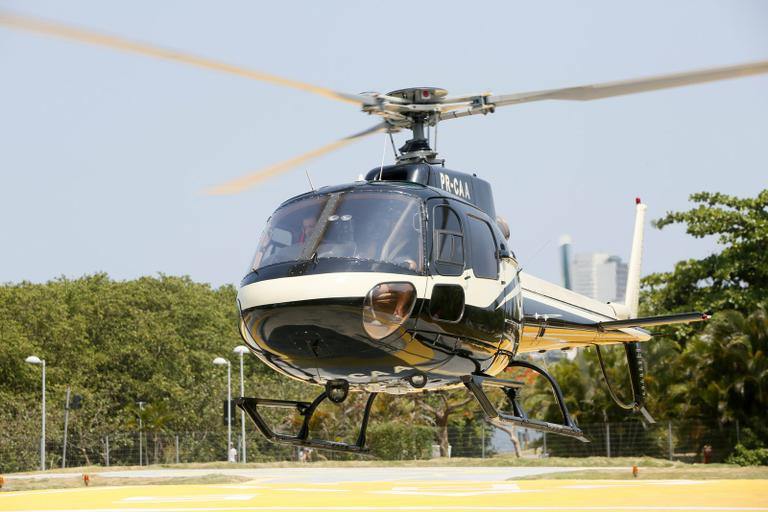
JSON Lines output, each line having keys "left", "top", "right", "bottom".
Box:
{"left": 596, "top": 312, "right": 710, "bottom": 331}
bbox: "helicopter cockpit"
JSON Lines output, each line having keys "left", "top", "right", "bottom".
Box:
{"left": 252, "top": 189, "right": 424, "bottom": 273}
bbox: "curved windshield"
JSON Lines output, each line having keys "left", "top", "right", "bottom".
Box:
{"left": 252, "top": 191, "right": 424, "bottom": 272}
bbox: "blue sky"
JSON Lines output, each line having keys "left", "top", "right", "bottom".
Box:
{"left": 1, "top": 1, "right": 766, "bottom": 287}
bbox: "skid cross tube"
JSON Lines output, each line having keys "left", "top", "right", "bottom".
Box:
{"left": 237, "top": 392, "right": 378, "bottom": 453}
{"left": 462, "top": 361, "right": 589, "bottom": 443}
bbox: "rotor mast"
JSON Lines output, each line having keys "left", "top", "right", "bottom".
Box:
{"left": 376, "top": 87, "right": 450, "bottom": 164}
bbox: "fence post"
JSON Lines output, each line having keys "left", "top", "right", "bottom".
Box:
{"left": 668, "top": 421, "right": 673, "bottom": 461}
{"left": 481, "top": 422, "right": 485, "bottom": 459}
{"left": 543, "top": 432, "right": 547, "bottom": 458}
{"left": 105, "top": 435, "right": 110, "bottom": 467}
{"left": 605, "top": 423, "right": 611, "bottom": 458}
{"left": 736, "top": 420, "right": 740, "bottom": 445}
{"left": 175, "top": 434, "right": 180, "bottom": 464}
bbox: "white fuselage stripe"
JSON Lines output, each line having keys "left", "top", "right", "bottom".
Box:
{"left": 238, "top": 270, "right": 519, "bottom": 311}
{"left": 239, "top": 273, "right": 429, "bottom": 309}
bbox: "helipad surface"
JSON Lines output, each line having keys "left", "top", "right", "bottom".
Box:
{"left": 1, "top": 468, "right": 766, "bottom": 512}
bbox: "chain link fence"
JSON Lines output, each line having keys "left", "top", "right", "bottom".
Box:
{"left": 12, "top": 419, "right": 742, "bottom": 471}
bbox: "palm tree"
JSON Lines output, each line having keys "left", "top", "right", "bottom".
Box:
{"left": 689, "top": 308, "right": 768, "bottom": 425}
{"left": 126, "top": 402, "right": 173, "bottom": 464}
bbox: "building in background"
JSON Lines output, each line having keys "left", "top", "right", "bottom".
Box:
{"left": 547, "top": 238, "right": 627, "bottom": 363}
{"left": 571, "top": 252, "right": 628, "bottom": 303}
{"left": 559, "top": 235, "right": 573, "bottom": 291}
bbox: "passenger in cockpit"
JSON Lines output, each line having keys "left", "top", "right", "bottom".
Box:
{"left": 299, "top": 216, "right": 316, "bottom": 243}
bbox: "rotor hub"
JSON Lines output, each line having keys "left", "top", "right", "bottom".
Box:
{"left": 377, "top": 88, "right": 448, "bottom": 164}
{"left": 386, "top": 87, "right": 448, "bottom": 105}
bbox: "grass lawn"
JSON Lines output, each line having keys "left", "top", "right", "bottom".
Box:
{"left": 515, "top": 465, "right": 768, "bottom": 480}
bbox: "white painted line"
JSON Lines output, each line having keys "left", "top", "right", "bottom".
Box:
{"left": 373, "top": 482, "right": 537, "bottom": 496}
{"left": 4, "top": 506, "right": 768, "bottom": 511}
{"left": 279, "top": 488, "right": 347, "bottom": 492}
{"left": 214, "top": 485, "right": 266, "bottom": 489}
{"left": 0, "top": 486, "right": 137, "bottom": 497}
{"left": 120, "top": 494, "right": 256, "bottom": 503}
{"left": 561, "top": 481, "right": 708, "bottom": 490}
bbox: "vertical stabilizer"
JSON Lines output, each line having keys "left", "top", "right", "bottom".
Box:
{"left": 624, "top": 198, "right": 647, "bottom": 318}
{"left": 622, "top": 197, "right": 655, "bottom": 423}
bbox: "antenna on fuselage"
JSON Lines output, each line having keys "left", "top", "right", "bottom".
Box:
{"left": 378, "top": 130, "right": 389, "bottom": 180}
{"left": 305, "top": 169, "right": 316, "bottom": 192}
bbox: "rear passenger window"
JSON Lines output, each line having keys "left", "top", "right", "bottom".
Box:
{"left": 467, "top": 216, "right": 498, "bottom": 279}
{"left": 433, "top": 206, "right": 464, "bottom": 276}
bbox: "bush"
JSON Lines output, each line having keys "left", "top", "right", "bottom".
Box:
{"left": 726, "top": 444, "right": 768, "bottom": 466}
{"left": 367, "top": 422, "right": 434, "bottom": 460}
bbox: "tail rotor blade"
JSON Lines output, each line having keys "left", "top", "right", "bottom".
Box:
{"left": 206, "top": 123, "right": 389, "bottom": 195}
{"left": 0, "top": 11, "right": 373, "bottom": 106}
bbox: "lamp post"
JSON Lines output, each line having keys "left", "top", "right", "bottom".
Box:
{"left": 136, "top": 401, "right": 146, "bottom": 466}
{"left": 233, "top": 345, "right": 248, "bottom": 463}
{"left": 213, "top": 357, "right": 232, "bottom": 461}
{"left": 25, "top": 355, "right": 46, "bottom": 471}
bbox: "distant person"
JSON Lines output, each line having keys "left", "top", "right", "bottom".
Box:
{"left": 299, "top": 216, "right": 316, "bottom": 243}
{"left": 228, "top": 446, "right": 237, "bottom": 463}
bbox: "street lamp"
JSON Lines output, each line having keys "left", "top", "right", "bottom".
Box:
{"left": 233, "top": 345, "right": 248, "bottom": 463}
{"left": 25, "top": 355, "right": 46, "bottom": 471}
{"left": 213, "top": 357, "right": 232, "bottom": 461}
{"left": 136, "top": 401, "right": 146, "bottom": 466}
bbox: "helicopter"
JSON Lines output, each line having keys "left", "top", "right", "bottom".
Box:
{"left": 3, "top": 11, "right": 766, "bottom": 453}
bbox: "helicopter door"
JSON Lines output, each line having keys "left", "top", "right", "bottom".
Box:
{"left": 419, "top": 202, "right": 466, "bottom": 362}
{"left": 464, "top": 214, "right": 506, "bottom": 345}
{"left": 423, "top": 200, "right": 505, "bottom": 367}
{"left": 426, "top": 201, "right": 467, "bottom": 321}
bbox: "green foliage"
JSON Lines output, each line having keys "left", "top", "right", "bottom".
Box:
{"left": 726, "top": 444, "right": 768, "bottom": 466}
{"left": 632, "top": 191, "right": 766, "bottom": 433}
{"left": 661, "top": 308, "right": 768, "bottom": 425}
{"left": 367, "top": 421, "right": 434, "bottom": 460}
{"left": 644, "top": 190, "right": 768, "bottom": 319}
{"left": 638, "top": 188, "right": 767, "bottom": 441}
{"left": 0, "top": 274, "right": 291, "bottom": 472}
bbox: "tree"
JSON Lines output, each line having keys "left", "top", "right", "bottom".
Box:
{"left": 418, "top": 391, "right": 475, "bottom": 457}
{"left": 0, "top": 274, "right": 251, "bottom": 471}
{"left": 643, "top": 190, "right": 768, "bottom": 320}
{"left": 641, "top": 190, "right": 768, "bottom": 433}
{"left": 668, "top": 308, "right": 768, "bottom": 427}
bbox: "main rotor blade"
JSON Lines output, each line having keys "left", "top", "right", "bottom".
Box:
{"left": 0, "top": 11, "right": 373, "bottom": 106}
{"left": 206, "top": 123, "right": 389, "bottom": 195}
{"left": 488, "top": 60, "right": 768, "bottom": 107}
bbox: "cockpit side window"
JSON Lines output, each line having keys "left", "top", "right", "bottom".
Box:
{"left": 251, "top": 195, "right": 329, "bottom": 270}
{"left": 432, "top": 205, "right": 464, "bottom": 276}
{"left": 467, "top": 215, "right": 498, "bottom": 279}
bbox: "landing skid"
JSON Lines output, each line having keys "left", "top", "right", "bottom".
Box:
{"left": 237, "top": 391, "right": 378, "bottom": 453}
{"left": 462, "top": 360, "right": 589, "bottom": 443}
{"left": 239, "top": 360, "right": 588, "bottom": 454}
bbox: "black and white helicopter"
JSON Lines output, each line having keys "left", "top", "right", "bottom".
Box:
{"left": 4, "top": 11, "right": 766, "bottom": 453}
{"left": 228, "top": 75, "right": 766, "bottom": 451}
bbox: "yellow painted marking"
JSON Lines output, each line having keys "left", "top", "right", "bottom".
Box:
{"left": 1, "top": 479, "right": 767, "bottom": 511}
